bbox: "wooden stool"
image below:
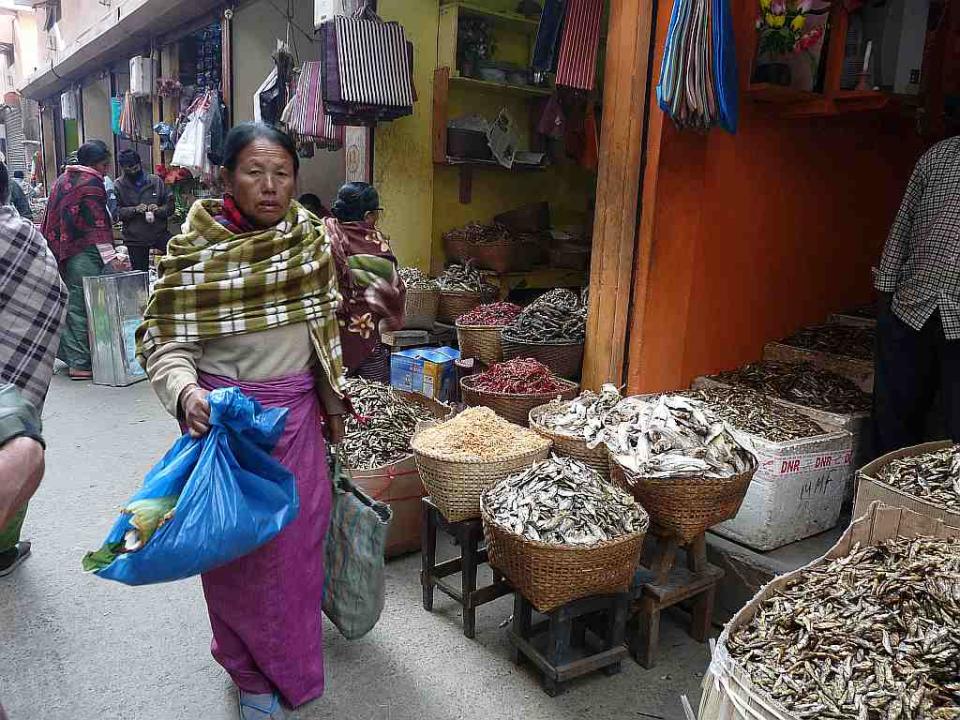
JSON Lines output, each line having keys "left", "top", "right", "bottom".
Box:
{"left": 420, "top": 497, "right": 512, "bottom": 638}
{"left": 627, "top": 532, "right": 723, "bottom": 668}
{"left": 509, "top": 592, "right": 631, "bottom": 696}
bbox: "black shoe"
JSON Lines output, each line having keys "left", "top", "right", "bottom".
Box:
{"left": 0, "top": 541, "right": 32, "bottom": 577}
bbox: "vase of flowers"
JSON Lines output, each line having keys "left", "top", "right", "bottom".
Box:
{"left": 753, "top": 0, "right": 829, "bottom": 88}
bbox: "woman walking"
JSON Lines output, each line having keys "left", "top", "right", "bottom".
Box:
{"left": 137, "top": 123, "right": 348, "bottom": 719}
{"left": 324, "top": 182, "right": 405, "bottom": 383}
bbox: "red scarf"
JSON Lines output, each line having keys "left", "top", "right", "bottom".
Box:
{"left": 214, "top": 195, "right": 258, "bottom": 233}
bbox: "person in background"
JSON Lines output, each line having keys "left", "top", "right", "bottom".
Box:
{"left": 7, "top": 168, "right": 33, "bottom": 221}
{"left": 42, "top": 141, "right": 125, "bottom": 381}
{"left": 297, "top": 192, "right": 329, "bottom": 219}
{"left": 138, "top": 123, "right": 348, "bottom": 719}
{"left": 0, "top": 160, "right": 67, "bottom": 576}
{"left": 873, "top": 137, "right": 960, "bottom": 455}
{"left": 13, "top": 170, "right": 35, "bottom": 199}
{"left": 89, "top": 140, "right": 119, "bottom": 220}
{"left": 115, "top": 149, "right": 174, "bottom": 271}
{"left": 325, "top": 182, "right": 405, "bottom": 383}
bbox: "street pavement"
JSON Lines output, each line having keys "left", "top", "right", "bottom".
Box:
{"left": 0, "top": 376, "right": 710, "bottom": 720}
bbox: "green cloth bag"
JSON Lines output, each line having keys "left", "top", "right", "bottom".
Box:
{"left": 323, "top": 458, "right": 392, "bottom": 639}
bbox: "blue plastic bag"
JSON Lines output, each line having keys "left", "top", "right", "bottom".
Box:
{"left": 84, "top": 387, "right": 299, "bottom": 585}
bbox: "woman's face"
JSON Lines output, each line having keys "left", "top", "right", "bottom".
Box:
{"left": 222, "top": 138, "right": 296, "bottom": 228}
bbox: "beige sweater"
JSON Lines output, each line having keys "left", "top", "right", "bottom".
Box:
{"left": 145, "top": 322, "right": 346, "bottom": 418}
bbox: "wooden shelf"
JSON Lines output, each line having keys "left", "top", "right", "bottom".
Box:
{"left": 745, "top": 83, "right": 822, "bottom": 104}
{"left": 444, "top": 156, "right": 547, "bottom": 170}
{"left": 442, "top": 1, "right": 540, "bottom": 32}
{"left": 449, "top": 75, "right": 552, "bottom": 97}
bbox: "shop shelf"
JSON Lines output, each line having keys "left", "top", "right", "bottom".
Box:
{"left": 449, "top": 75, "right": 552, "bottom": 98}
{"left": 441, "top": 1, "right": 540, "bottom": 32}
{"left": 745, "top": 83, "right": 822, "bottom": 104}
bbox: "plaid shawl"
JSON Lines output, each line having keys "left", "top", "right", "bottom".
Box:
{"left": 136, "top": 199, "right": 347, "bottom": 397}
{"left": 41, "top": 165, "right": 114, "bottom": 263}
{"left": 0, "top": 206, "right": 68, "bottom": 411}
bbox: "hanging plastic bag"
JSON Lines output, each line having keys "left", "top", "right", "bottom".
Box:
{"left": 82, "top": 387, "right": 299, "bottom": 586}
{"left": 322, "top": 458, "right": 391, "bottom": 639}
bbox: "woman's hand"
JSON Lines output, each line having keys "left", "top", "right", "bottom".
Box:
{"left": 180, "top": 385, "right": 211, "bottom": 438}
{"left": 327, "top": 415, "right": 345, "bottom": 446}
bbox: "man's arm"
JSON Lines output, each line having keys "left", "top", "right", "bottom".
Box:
{"left": 0, "top": 385, "right": 45, "bottom": 529}
{"left": 875, "top": 155, "right": 926, "bottom": 293}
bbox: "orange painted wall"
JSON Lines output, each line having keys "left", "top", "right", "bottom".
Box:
{"left": 627, "top": 0, "right": 928, "bottom": 394}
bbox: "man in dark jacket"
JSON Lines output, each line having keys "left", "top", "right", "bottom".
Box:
{"left": 115, "top": 149, "right": 174, "bottom": 271}
{"left": 6, "top": 168, "right": 32, "bottom": 220}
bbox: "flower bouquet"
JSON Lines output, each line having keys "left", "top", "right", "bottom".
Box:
{"left": 754, "top": 0, "right": 830, "bottom": 89}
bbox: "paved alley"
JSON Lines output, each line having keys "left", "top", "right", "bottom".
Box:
{"left": 0, "top": 376, "right": 710, "bottom": 720}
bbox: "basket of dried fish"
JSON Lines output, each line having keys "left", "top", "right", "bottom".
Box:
{"left": 763, "top": 324, "right": 875, "bottom": 393}
{"left": 527, "top": 384, "right": 623, "bottom": 479}
{"left": 410, "top": 407, "right": 552, "bottom": 522}
{"left": 501, "top": 289, "right": 587, "bottom": 379}
{"left": 481, "top": 456, "right": 649, "bottom": 612}
{"left": 435, "top": 263, "right": 498, "bottom": 324}
{"left": 455, "top": 302, "right": 523, "bottom": 365}
{"left": 603, "top": 395, "right": 757, "bottom": 544}
{"left": 855, "top": 440, "right": 960, "bottom": 528}
{"left": 443, "top": 222, "right": 532, "bottom": 274}
{"left": 399, "top": 267, "right": 440, "bottom": 331}
{"left": 460, "top": 359, "right": 579, "bottom": 427}
{"left": 700, "top": 501, "right": 960, "bottom": 720}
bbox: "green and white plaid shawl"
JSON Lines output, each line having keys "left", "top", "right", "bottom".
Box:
{"left": 136, "top": 199, "right": 347, "bottom": 396}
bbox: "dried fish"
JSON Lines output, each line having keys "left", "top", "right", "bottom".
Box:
{"left": 711, "top": 361, "right": 872, "bottom": 415}
{"left": 443, "top": 221, "right": 512, "bottom": 245}
{"left": 728, "top": 536, "right": 960, "bottom": 720}
{"left": 435, "top": 262, "right": 496, "bottom": 294}
{"left": 398, "top": 267, "right": 438, "bottom": 290}
{"left": 681, "top": 386, "right": 826, "bottom": 443}
{"left": 411, "top": 406, "right": 550, "bottom": 461}
{"left": 502, "top": 288, "right": 587, "bottom": 344}
{"left": 484, "top": 456, "right": 648, "bottom": 545}
{"left": 598, "top": 395, "right": 755, "bottom": 478}
{"left": 339, "top": 379, "right": 436, "bottom": 470}
{"left": 877, "top": 446, "right": 960, "bottom": 513}
{"left": 535, "top": 384, "right": 623, "bottom": 443}
{"left": 782, "top": 324, "right": 875, "bottom": 361}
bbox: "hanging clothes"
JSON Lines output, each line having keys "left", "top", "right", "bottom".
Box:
{"left": 555, "top": 0, "right": 604, "bottom": 92}
{"left": 531, "top": 0, "right": 567, "bottom": 79}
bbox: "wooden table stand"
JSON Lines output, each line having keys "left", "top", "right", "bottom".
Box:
{"left": 508, "top": 592, "right": 631, "bottom": 696}
{"left": 420, "top": 497, "right": 512, "bottom": 639}
{"left": 627, "top": 532, "right": 723, "bottom": 668}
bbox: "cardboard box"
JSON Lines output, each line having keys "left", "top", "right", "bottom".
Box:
{"left": 391, "top": 346, "right": 460, "bottom": 402}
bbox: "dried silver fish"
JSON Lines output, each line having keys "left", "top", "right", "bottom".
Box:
{"left": 681, "top": 386, "right": 825, "bottom": 443}
{"left": 398, "top": 267, "right": 438, "bottom": 290}
{"left": 536, "top": 384, "right": 622, "bottom": 443}
{"left": 483, "top": 456, "right": 648, "bottom": 545}
{"left": 783, "top": 324, "right": 875, "bottom": 361}
{"left": 728, "top": 536, "right": 960, "bottom": 720}
{"left": 597, "top": 395, "right": 754, "bottom": 479}
{"left": 877, "top": 446, "right": 960, "bottom": 514}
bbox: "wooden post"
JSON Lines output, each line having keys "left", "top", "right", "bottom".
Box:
{"left": 581, "top": 0, "right": 654, "bottom": 390}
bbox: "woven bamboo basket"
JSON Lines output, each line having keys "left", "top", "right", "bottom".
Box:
{"left": 460, "top": 376, "right": 579, "bottom": 427}
{"left": 609, "top": 457, "right": 757, "bottom": 544}
{"left": 437, "top": 289, "right": 494, "bottom": 324}
{"left": 444, "top": 237, "right": 532, "bottom": 274}
{"left": 455, "top": 322, "right": 507, "bottom": 365}
{"left": 403, "top": 286, "right": 440, "bottom": 331}
{"left": 501, "top": 335, "right": 585, "bottom": 380}
{"left": 411, "top": 437, "right": 551, "bottom": 522}
{"left": 528, "top": 402, "right": 611, "bottom": 479}
{"left": 481, "top": 502, "right": 649, "bottom": 613}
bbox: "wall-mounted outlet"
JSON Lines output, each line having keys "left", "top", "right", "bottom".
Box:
{"left": 910, "top": 69, "right": 921, "bottom": 84}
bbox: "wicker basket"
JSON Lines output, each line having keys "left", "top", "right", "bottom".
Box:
{"left": 609, "top": 458, "right": 756, "bottom": 544}
{"left": 460, "top": 376, "right": 579, "bottom": 427}
{"left": 411, "top": 439, "right": 551, "bottom": 522}
{"left": 403, "top": 286, "right": 440, "bottom": 331}
{"left": 455, "top": 322, "right": 507, "bottom": 365}
{"left": 501, "top": 335, "right": 585, "bottom": 380}
{"left": 528, "top": 402, "right": 611, "bottom": 479}
{"left": 445, "top": 237, "right": 532, "bottom": 274}
{"left": 481, "top": 503, "right": 648, "bottom": 613}
{"left": 437, "top": 289, "right": 495, "bottom": 324}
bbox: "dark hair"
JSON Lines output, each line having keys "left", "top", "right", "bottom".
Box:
{"left": 298, "top": 193, "right": 328, "bottom": 217}
{"left": 331, "top": 182, "right": 380, "bottom": 223}
{"left": 222, "top": 122, "right": 299, "bottom": 175}
{"left": 118, "top": 149, "right": 142, "bottom": 167}
{"left": 13, "top": 170, "right": 23, "bottom": 179}
{"left": 0, "top": 163, "right": 8, "bottom": 205}
{"left": 77, "top": 141, "right": 111, "bottom": 167}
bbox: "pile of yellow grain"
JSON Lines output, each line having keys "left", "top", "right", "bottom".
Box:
{"left": 411, "top": 407, "right": 550, "bottom": 461}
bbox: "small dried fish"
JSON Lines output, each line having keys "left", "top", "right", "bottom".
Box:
{"left": 877, "top": 445, "right": 960, "bottom": 513}
{"left": 711, "top": 361, "right": 871, "bottom": 415}
{"left": 782, "top": 324, "right": 875, "bottom": 361}
{"left": 339, "top": 379, "right": 436, "bottom": 470}
{"left": 411, "top": 406, "right": 550, "bottom": 461}
{"left": 502, "top": 288, "right": 587, "bottom": 344}
{"left": 398, "top": 267, "right": 438, "bottom": 290}
{"left": 484, "top": 456, "right": 648, "bottom": 545}
{"left": 727, "top": 536, "right": 960, "bottom": 720}
{"left": 536, "top": 384, "right": 623, "bottom": 443}
{"left": 681, "top": 386, "right": 826, "bottom": 443}
{"left": 442, "top": 221, "right": 512, "bottom": 245}
{"left": 435, "top": 262, "right": 495, "bottom": 294}
{"left": 598, "top": 395, "right": 755, "bottom": 479}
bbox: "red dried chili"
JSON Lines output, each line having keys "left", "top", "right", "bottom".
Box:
{"left": 458, "top": 302, "right": 523, "bottom": 327}
{"left": 472, "top": 358, "right": 567, "bottom": 394}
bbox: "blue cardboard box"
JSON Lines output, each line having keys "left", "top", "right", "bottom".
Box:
{"left": 391, "top": 346, "right": 461, "bottom": 402}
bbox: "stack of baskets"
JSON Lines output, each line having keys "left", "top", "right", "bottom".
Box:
{"left": 528, "top": 402, "right": 611, "bottom": 479}
{"left": 456, "top": 319, "right": 505, "bottom": 366}
{"left": 460, "top": 376, "right": 579, "bottom": 427}
{"left": 501, "top": 336, "right": 585, "bottom": 380}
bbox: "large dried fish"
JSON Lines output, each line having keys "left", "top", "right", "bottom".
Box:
{"left": 598, "top": 395, "right": 754, "bottom": 478}
{"left": 727, "top": 536, "right": 960, "bottom": 720}
{"left": 483, "top": 456, "right": 648, "bottom": 545}
{"left": 502, "top": 288, "right": 587, "bottom": 344}
{"left": 682, "top": 386, "right": 825, "bottom": 443}
{"left": 711, "top": 361, "right": 871, "bottom": 415}
{"left": 877, "top": 445, "right": 960, "bottom": 513}
{"left": 339, "top": 379, "right": 436, "bottom": 470}
{"left": 436, "top": 262, "right": 495, "bottom": 294}
{"left": 782, "top": 324, "right": 875, "bottom": 361}
{"left": 535, "top": 384, "right": 622, "bottom": 443}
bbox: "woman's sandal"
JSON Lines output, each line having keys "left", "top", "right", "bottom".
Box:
{"left": 238, "top": 692, "right": 286, "bottom": 720}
